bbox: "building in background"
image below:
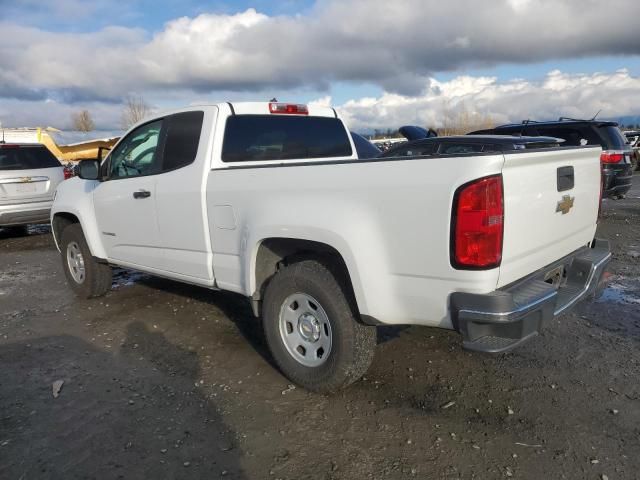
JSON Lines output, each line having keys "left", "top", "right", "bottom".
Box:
{"left": 0, "top": 127, "right": 120, "bottom": 162}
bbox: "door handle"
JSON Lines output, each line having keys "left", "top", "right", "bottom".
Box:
{"left": 133, "top": 190, "right": 151, "bottom": 199}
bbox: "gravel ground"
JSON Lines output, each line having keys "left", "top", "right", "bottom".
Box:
{"left": 1, "top": 175, "right": 639, "bottom": 480}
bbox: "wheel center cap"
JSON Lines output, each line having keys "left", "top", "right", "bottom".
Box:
{"left": 298, "top": 313, "right": 321, "bottom": 343}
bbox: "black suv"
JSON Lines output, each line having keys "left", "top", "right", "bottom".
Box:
{"left": 470, "top": 119, "right": 634, "bottom": 198}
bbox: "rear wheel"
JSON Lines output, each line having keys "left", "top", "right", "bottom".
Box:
{"left": 262, "top": 259, "right": 376, "bottom": 393}
{"left": 60, "top": 223, "right": 112, "bottom": 298}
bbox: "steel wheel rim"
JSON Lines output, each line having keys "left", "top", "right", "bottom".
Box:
{"left": 66, "top": 241, "right": 86, "bottom": 284}
{"left": 278, "top": 292, "right": 332, "bottom": 367}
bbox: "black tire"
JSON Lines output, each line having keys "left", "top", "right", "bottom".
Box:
{"left": 262, "top": 259, "right": 376, "bottom": 393}
{"left": 60, "top": 223, "right": 112, "bottom": 298}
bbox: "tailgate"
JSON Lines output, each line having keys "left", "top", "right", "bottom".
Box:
{"left": 498, "top": 147, "right": 601, "bottom": 288}
{"left": 0, "top": 167, "right": 64, "bottom": 205}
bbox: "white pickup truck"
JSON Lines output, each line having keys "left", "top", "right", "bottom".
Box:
{"left": 51, "top": 102, "right": 610, "bottom": 392}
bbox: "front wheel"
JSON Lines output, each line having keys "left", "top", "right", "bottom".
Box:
{"left": 262, "top": 259, "right": 376, "bottom": 393}
{"left": 60, "top": 223, "right": 112, "bottom": 298}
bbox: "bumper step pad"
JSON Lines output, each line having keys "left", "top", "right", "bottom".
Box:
{"left": 451, "top": 239, "right": 611, "bottom": 353}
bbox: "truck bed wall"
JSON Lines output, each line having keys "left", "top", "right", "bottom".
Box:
{"left": 206, "top": 154, "right": 506, "bottom": 328}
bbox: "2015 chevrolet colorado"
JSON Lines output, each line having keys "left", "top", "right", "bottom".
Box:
{"left": 51, "top": 102, "right": 610, "bottom": 392}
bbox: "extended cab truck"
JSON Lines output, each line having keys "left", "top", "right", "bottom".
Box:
{"left": 51, "top": 102, "right": 611, "bottom": 392}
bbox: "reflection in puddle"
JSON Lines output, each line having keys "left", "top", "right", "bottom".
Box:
{"left": 597, "top": 277, "right": 640, "bottom": 305}
{"left": 111, "top": 268, "right": 150, "bottom": 289}
{"left": 27, "top": 224, "right": 51, "bottom": 235}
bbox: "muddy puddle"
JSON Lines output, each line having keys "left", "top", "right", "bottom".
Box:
{"left": 597, "top": 275, "right": 640, "bottom": 305}
{"left": 111, "top": 268, "right": 151, "bottom": 289}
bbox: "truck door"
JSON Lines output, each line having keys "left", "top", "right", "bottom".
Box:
{"left": 153, "top": 109, "right": 215, "bottom": 284}
{"left": 92, "top": 119, "right": 164, "bottom": 268}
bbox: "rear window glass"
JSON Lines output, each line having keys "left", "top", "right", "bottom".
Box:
{"left": 439, "top": 143, "right": 485, "bottom": 155}
{"left": 382, "top": 141, "right": 434, "bottom": 158}
{"left": 535, "top": 127, "right": 601, "bottom": 147}
{"left": 162, "top": 111, "right": 204, "bottom": 171}
{"left": 597, "top": 125, "right": 628, "bottom": 150}
{"left": 491, "top": 127, "right": 524, "bottom": 136}
{"left": 0, "top": 146, "right": 61, "bottom": 170}
{"left": 222, "top": 115, "right": 352, "bottom": 162}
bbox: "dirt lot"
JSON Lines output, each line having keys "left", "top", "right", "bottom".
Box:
{"left": 1, "top": 176, "right": 639, "bottom": 480}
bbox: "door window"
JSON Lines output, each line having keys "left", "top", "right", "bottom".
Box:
{"left": 108, "top": 120, "right": 163, "bottom": 179}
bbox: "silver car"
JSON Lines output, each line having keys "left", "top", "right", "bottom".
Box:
{"left": 0, "top": 143, "right": 65, "bottom": 228}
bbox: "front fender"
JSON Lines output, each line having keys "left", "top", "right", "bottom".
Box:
{"left": 51, "top": 178, "right": 107, "bottom": 259}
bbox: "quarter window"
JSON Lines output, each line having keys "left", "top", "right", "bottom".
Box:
{"left": 162, "top": 111, "right": 204, "bottom": 171}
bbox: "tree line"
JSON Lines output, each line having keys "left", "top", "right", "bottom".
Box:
{"left": 70, "top": 94, "right": 151, "bottom": 132}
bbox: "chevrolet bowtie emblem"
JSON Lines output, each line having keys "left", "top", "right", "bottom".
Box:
{"left": 19, "top": 177, "right": 33, "bottom": 183}
{"left": 556, "top": 195, "right": 575, "bottom": 215}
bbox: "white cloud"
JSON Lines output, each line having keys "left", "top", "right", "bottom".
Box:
{"left": 333, "top": 69, "right": 640, "bottom": 131}
{"left": 1, "top": 0, "right": 640, "bottom": 129}
{"left": 0, "top": 98, "right": 124, "bottom": 130}
{"left": 1, "top": 0, "right": 639, "bottom": 103}
{"left": 2, "top": 69, "right": 639, "bottom": 132}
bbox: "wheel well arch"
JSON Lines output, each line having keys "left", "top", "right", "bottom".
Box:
{"left": 252, "top": 238, "right": 359, "bottom": 317}
{"left": 52, "top": 212, "right": 80, "bottom": 246}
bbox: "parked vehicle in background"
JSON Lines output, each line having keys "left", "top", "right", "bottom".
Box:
{"left": 350, "top": 131, "right": 381, "bottom": 158}
{"left": 63, "top": 162, "right": 79, "bottom": 179}
{"left": 471, "top": 119, "right": 634, "bottom": 199}
{"left": 370, "top": 137, "right": 405, "bottom": 151}
{"left": 0, "top": 143, "right": 65, "bottom": 230}
{"left": 623, "top": 130, "right": 640, "bottom": 171}
{"left": 380, "top": 135, "right": 564, "bottom": 158}
{"left": 52, "top": 102, "right": 609, "bottom": 393}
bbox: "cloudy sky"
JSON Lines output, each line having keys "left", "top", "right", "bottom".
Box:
{"left": 1, "top": 0, "right": 640, "bottom": 132}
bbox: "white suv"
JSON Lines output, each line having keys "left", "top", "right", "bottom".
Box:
{"left": 0, "top": 143, "right": 65, "bottom": 229}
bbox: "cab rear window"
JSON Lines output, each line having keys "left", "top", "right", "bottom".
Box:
{"left": 0, "top": 146, "right": 61, "bottom": 170}
{"left": 222, "top": 115, "right": 352, "bottom": 162}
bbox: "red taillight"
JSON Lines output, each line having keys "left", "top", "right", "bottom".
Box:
{"left": 64, "top": 168, "right": 73, "bottom": 180}
{"left": 600, "top": 151, "right": 623, "bottom": 163}
{"left": 452, "top": 175, "right": 504, "bottom": 269}
{"left": 269, "top": 102, "right": 309, "bottom": 115}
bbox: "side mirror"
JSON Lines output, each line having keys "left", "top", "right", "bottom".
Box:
{"left": 77, "top": 159, "right": 101, "bottom": 180}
